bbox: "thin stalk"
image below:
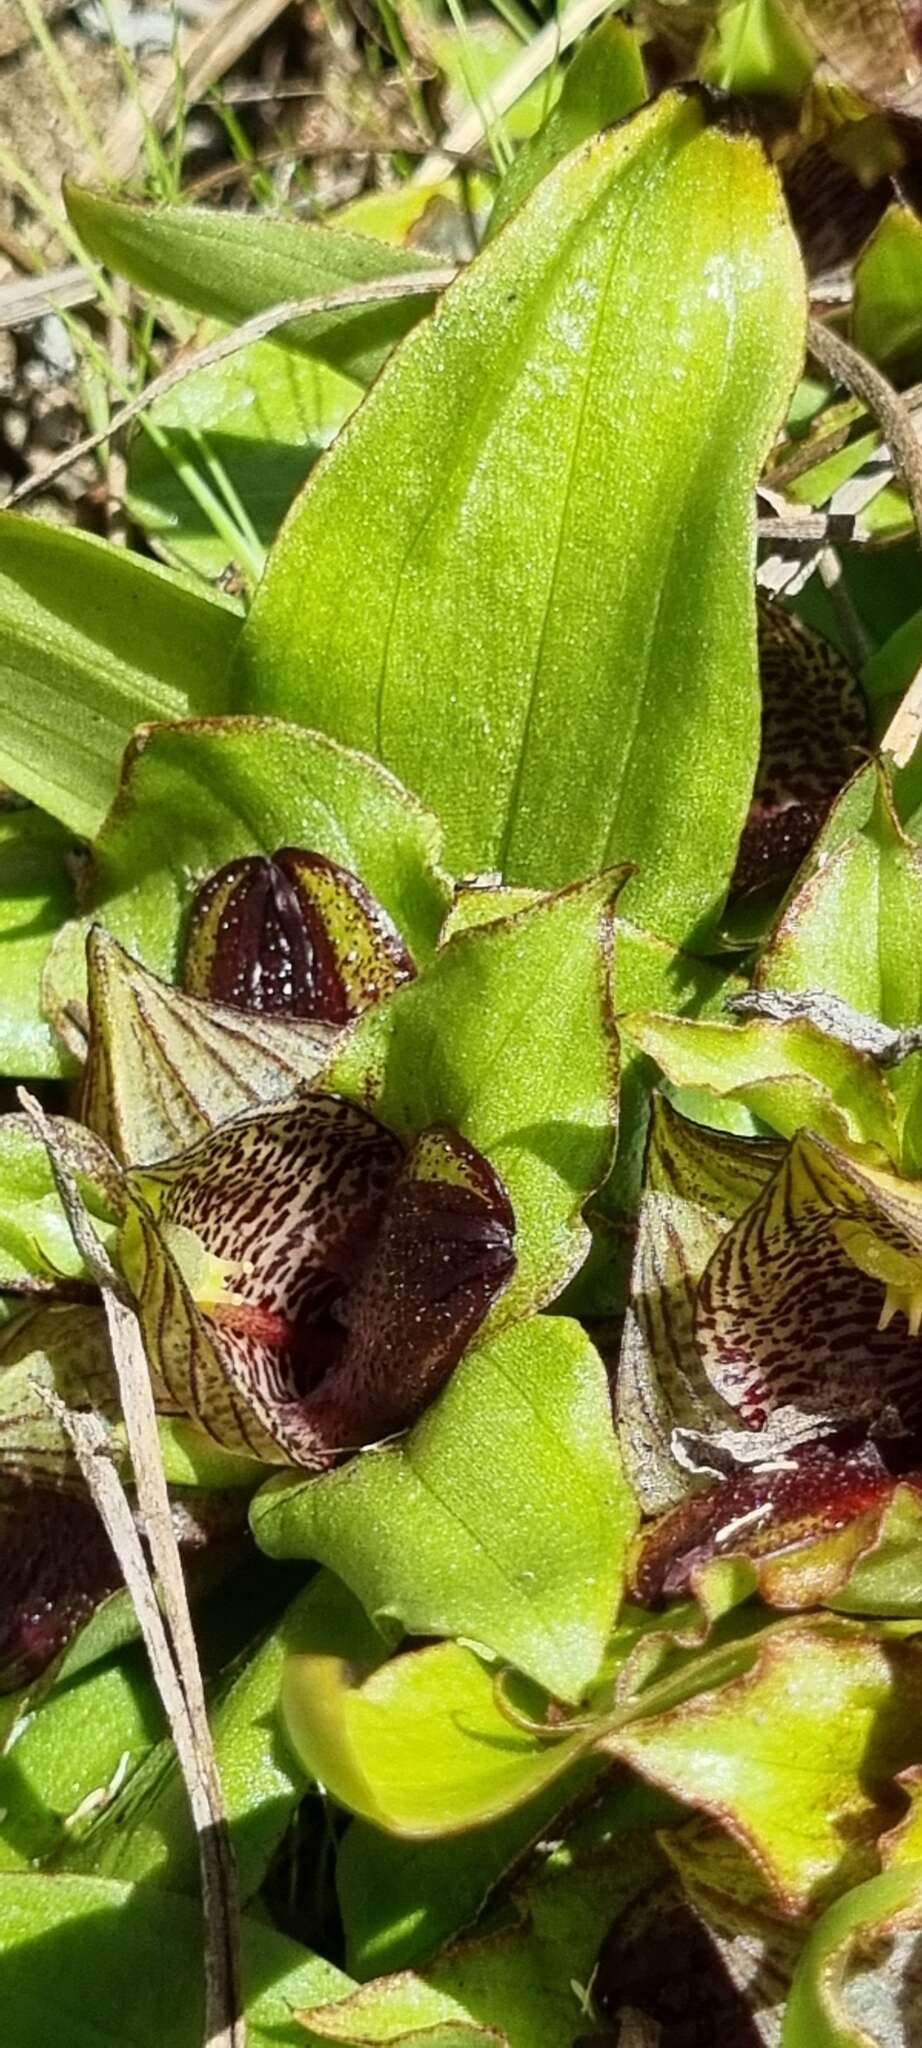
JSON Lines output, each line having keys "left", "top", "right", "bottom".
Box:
{"left": 15, "top": 0, "right": 111, "bottom": 184}
{"left": 444, "top": 0, "right": 513, "bottom": 173}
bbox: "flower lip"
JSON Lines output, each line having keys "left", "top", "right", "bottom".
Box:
{"left": 631, "top": 1434, "right": 922, "bottom": 1607}
{"left": 182, "top": 848, "right": 415, "bottom": 1023}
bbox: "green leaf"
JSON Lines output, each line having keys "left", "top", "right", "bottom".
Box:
{"left": 320, "top": 874, "right": 621, "bottom": 1322}
{"left": 302, "top": 1826, "right": 665, "bottom": 2047}
{"left": 622, "top": 1010, "right": 901, "bottom": 1154}
{"left": 70, "top": 1574, "right": 371, "bottom": 1900}
{"left": 610, "top": 1621, "right": 922, "bottom": 1914}
{"left": 254, "top": 1317, "right": 634, "bottom": 1702}
{"left": 0, "top": 515, "right": 240, "bottom": 837}
{"left": 698, "top": 0, "right": 814, "bottom": 94}
{"left": 854, "top": 202, "right": 922, "bottom": 379}
{"left": 48, "top": 717, "right": 448, "bottom": 1016}
{"left": 282, "top": 1633, "right": 589, "bottom": 1836}
{"left": 0, "top": 1618, "right": 163, "bottom": 1871}
{"left": 0, "top": 1118, "right": 117, "bottom": 1292}
{"left": 782, "top": 1862, "right": 922, "bottom": 2047}
{"left": 336, "top": 1760, "right": 603, "bottom": 1976}
{"left": 65, "top": 184, "right": 442, "bottom": 385}
{"left": 236, "top": 91, "right": 805, "bottom": 939}
{"left": 0, "top": 1871, "right": 351, "bottom": 2047}
{"left": 486, "top": 18, "right": 646, "bottom": 241}
{"left": 127, "top": 337, "right": 359, "bottom": 581}
{"left": 757, "top": 768, "right": 922, "bottom": 1031}
{"left": 0, "top": 807, "right": 76, "bottom": 1078}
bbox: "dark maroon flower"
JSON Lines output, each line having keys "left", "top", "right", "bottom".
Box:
{"left": 122, "top": 1104, "right": 516, "bottom": 1466}
{"left": 182, "top": 849, "right": 414, "bottom": 1024}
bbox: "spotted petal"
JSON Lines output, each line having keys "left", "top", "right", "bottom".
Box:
{"left": 733, "top": 599, "right": 868, "bottom": 900}
{"left": 617, "top": 1098, "right": 783, "bottom": 1513}
{"left": 121, "top": 1099, "right": 514, "bottom": 1466}
{"left": 631, "top": 1440, "right": 918, "bottom": 1608}
{"left": 305, "top": 1125, "right": 516, "bottom": 1446}
{"left": 697, "top": 1131, "right": 922, "bottom": 1434}
{"left": 182, "top": 848, "right": 414, "bottom": 1023}
{"left": 121, "top": 1097, "right": 403, "bottom": 1463}
{"left": 83, "top": 926, "right": 338, "bottom": 1166}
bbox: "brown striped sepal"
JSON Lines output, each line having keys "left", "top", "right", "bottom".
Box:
{"left": 82, "top": 926, "right": 339, "bottom": 1168}
{"left": 696, "top": 1130, "right": 922, "bottom": 1436}
{"left": 120, "top": 1102, "right": 515, "bottom": 1466}
{"left": 732, "top": 600, "right": 868, "bottom": 900}
{"left": 616, "top": 1098, "right": 783, "bottom": 1514}
{"left": 182, "top": 849, "right": 415, "bottom": 1024}
{"left": 631, "top": 1440, "right": 922, "bottom": 1616}
{"left": 785, "top": 1, "right": 922, "bottom": 117}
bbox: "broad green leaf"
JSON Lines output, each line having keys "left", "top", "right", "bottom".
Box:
{"left": 0, "top": 1871, "right": 351, "bottom": 2047}
{"left": 253, "top": 1316, "right": 634, "bottom": 1702}
{"left": 48, "top": 718, "right": 448, "bottom": 1015}
{"left": 282, "top": 1635, "right": 588, "bottom": 1836}
{"left": 237, "top": 91, "right": 806, "bottom": 938}
{"left": 81, "top": 928, "right": 338, "bottom": 1168}
{"left": 610, "top": 1622, "right": 922, "bottom": 1913}
{"left": 783, "top": 1863, "right": 922, "bottom": 2047}
{"left": 0, "top": 1623, "right": 162, "bottom": 1872}
{"left": 486, "top": 18, "right": 646, "bottom": 241}
{"left": 127, "top": 337, "right": 359, "bottom": 581}
{"left": 66, "top": 184, "right": 442, "bottom": 385}
{"left": 440, "top": 893, "right": 734, "bottom": 1315}
{"left": 0, "top": 1118, "right": 118, "bottom": 1291}
{"left": 757, "top": 769, "right": 922, "bottom": 1032}
{"left": 622, "top": 1011, "right": 901, "bottom": 1154}
{"left": 337, "top": 1776, "right": 675, "bottom": 1981}
{"left": 0, "top": 807, "right": 75, "bottom": 1078}
{"left": 854, "top": 203, "right": 922, "bottom": 379}
{"left": 320, "top": 874, "right": 621, "bottom": 1322}
{"left": 69, "top": 1574, "right": 371, "bottom": 1899}
{"left": 0, "top": 515, "right": 239, "bottom": 837}
{"left": 302, "top": 1825, "right": 664, "bottom": 2048}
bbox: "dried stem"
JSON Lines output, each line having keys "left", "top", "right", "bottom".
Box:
{"left": 806, "top": 319, "right": 922, "bottom": 542}
{"left": 21, "top": 1089, "right": 244, "bottom": 2046}
{"left": 2, "top": 269, "right": 455, "bottom": 512}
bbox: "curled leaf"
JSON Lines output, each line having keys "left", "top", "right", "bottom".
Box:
{"left": 608, "top": 1621, "right": 922, "bottom": 1915}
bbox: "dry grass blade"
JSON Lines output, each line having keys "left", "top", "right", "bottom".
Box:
{"left": 96, "top": 0, "right": 295, "bottom": 182}
{"left": 103, "top": 1292, "right": 245, "bottom": 2048}
{"left": 19, "top": 1090, "right": 244, "bottom": 2048}
{"left": 2, "top": 268, "right": 456, "bottom": 509}
{"left": 0, "top": 262, "right": 96, "bottom": 332}
{"left": 805, "top": 320, "right": 922, "bottom": 769}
